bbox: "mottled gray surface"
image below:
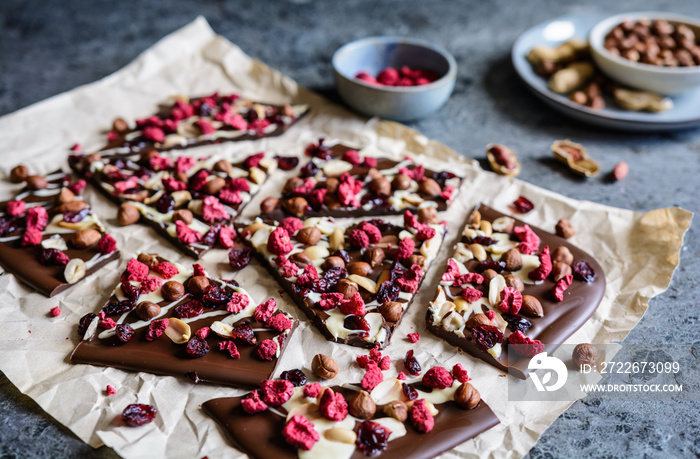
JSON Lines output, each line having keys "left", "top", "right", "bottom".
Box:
{"left": 1, "top": 0, "right": 698, "bottom": 457}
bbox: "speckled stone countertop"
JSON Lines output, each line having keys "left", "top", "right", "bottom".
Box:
{"left": 1, "top": 0, "right": 698, "bottom": 457}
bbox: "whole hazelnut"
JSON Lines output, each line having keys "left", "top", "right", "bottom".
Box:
{"left": 311, "top": 354, "right": 339, "bottom": 379}
{"left": 72, "top": 228, "right": 101, "bottom": 249}
{"left": 186, "top": 276, "right": 210, "bottom": 295}
{"left": 417, "top": 207, "right": 438, "bottom": 224}
{"left": 407, "top": 254, "right": 426, "bottom": 269}
{"left": 140, "top": 150, "right": 159, "bottom": 162}
{"left": 26, "top": 175, "right": 48, "bottom": 190}
{"left": 454, "top": 383, "right": 481, "bottom": 409}
{"left": 552, "top": 246, "right": 574, "bottom": 265}
{"left": 135, "top": 301, "right": 161, "bottom": 321}
{"left": 521, "top": 295, "right": 544, "bottom": 317}
{"left": 336, "top": 279, "right": 359, "bottom": 300}
{"left": 368, "top": 177, "right": 391, "bottom": 195}
{"left": 363, "top": 247, "right": 385, "bottom": 267}
{"left": 58, "top": 200, "right": 89, "bottom": 214}
{"left": 572, "top": 343, "right": 599, "bottom": 368}
{"left": 392, "top": 173, "right": 412, "bottom": 191}
{"left": 260, "top": 197, "right": 279, "bottom": 214}
{"left": 418, "top": 178, "right": 441, "bottom": 197}
{"left": 172, "top": 209, "right": 194, "bottom": 225}
{"left": 322, "top": 256, "right": 345, "bottom": 270}
{"left": 379, "top": 301, "right": 403, "bottom": 322}
{"left": 283, "top": 197, "right": 308, "bottom": 217}
{"left": 325, "top": 177, "right": 340, "bottom": 194}
{"left": 175, "top": 172, "right": 189, "bottom": 183}
{"left": 117, "top": 203, "right": 140, "bottom": 226}
{"left": 367, "top": 168, "right": 383, "bottom": 180}
{"left": 137, "top": 253, "right": 159, "bottom": 267}
{"left": 296, "top": 227, "right": 321, "bottom": 246}
{"left": 9, "top": 165, "right": 29, "bottom": 183}
{"left": 57, "top": 187, "right": 75, "bottom": 204}
{"left": 112, "top": 117, "right": 129, "bottom": 132}
{"left": 481, "top": 269, "right": 498, "bottom": 285}
{"left": 551, "top": 261, "right": 573, "bottom": 282}
{"left": 502, "top": 248, "right": 523, "bottom": 272}
{"left": 383, "top": 400, "right": 408, "bottom": 422}
{"left": 504, "top": 274, "right": 525, "bottom": 292}
{"left": 213, "top": 159, "right": 233, "bottom": 175}
{"left": 202, "top": 177, "right": 226, "bottom": 195}
{"left": 349, "top": 390, "right": 376, "bottom": 419}
{"left": 347, "top": 261, "right": 372, "bottom": 277}
{"left": 161, "top": 281, "right": 185, "bottom": 302}
{"left": 555, "top": 219, "right": 575, "bottom": 239}
{"left": 283, "top": 177, "right": 305, "bottom": 195}
{"left": 289, "top": 252, "right": 313, "bottom": 268}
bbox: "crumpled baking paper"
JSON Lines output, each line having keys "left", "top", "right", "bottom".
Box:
{"left": 0, "top": 17, "right": 692, "bottom": 459}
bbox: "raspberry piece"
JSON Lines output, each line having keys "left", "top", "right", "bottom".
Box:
{"left": 257, "top": 339, "right": 278, "bottom": 360}
{"left": 355, "top": 71, "right": 379, "bottom": 85}
{"left": 552, "top": 274, "right": 573, "bottom": 301}
{"left": 485, "top": 310, "right": 496, "bottom": 320}
{"left": 21, "top": 228, "right": 42, "bottom": 246}
{"left": 279, "top": 217, "right": 303, "bottom": 236}
{"left": 218, "top": 340, "right": 241, "bottom": 359}
{"left": 407, "top": 333, "right": 420, "bottom": 343}
{"left": 410, "top": 399, "right": 435, "bottom": 433}
{"left": 122, "top": 404, "right": 157, "bottom": 427}
{"left": 441, "top": 259, "right": 460, "bottom": 282}
{"left": 112, "top": 176, "right": 138, "bottom": 196}
{"left": 219, "top": 188, "right": 241, "bottom": 205}
{"left": 404, "top": 349, "right": 422, "bottom": 376}
{"left": 395, "top": 237, "right": 415, "bottom": 260}
{"left": 498, "top": 286, "right": 523, "bottom": 314}
{"left": 509, "top": 330, "right": 545, "bottom": 357}
{"left": 529, "top": 246, "right": 552, "bottom": 281}
{"left": 337, "top": 180, "right": 360, "bottom": 207}
{"left": 50, "top": 307, "right": 61, "bottom": 317}
{"left": 148, "top": 155, "right": 171, "bottom": 171}
{"left": 175, "top": 156, "right": 196, "bottom": 174}
{"left": 267, "top": 227, "right": 294, "bottom": 255}
{"left": 422, "top": 366, "right": 454, "bottom": 389}
{"left": 124, "top": 258, "right": 149, "bottom": 282}
{"left": 142, "top": 126, "right": 165, "bottom": 143}
{"left": 195, "top": 327, "right": 210, "bottom": 339}
{"left": 514, "top": 225, "right": 541, "bottom": 255}
{"left": 175, "top": 220, "right": 203, "bottom": 244}
{"left": 152, "top": 261, "right": 178, "bottom": 279}
{"left": 363, "top": 157, "right": 378, "bottom": 168}
{"left": 461, "top": 287, "right": 483, "bottom": 303}
{"left": 416, "top": 225, "right": 436, "bottom": 240}
{"left": 403, "top": 210, "right": 420, "bottom": 230}
{"left": 97, "top": 234, "right": 117, "bottom": 255}
{"left": 342, "top": 149, "right": 361, "bottom": 166}
{"left": 106, "top": 385, "right": 117, "bottom": 396}
{"left": 339, "top": 292, "right": 366, "bottom": 316}
{"left": 357, "top": 355, "right": 372, "bottom": 369}
{"left": 362, "top": 364, "right": 384, "bottom": 391}
{"left": 276, "top": 256, "right": 299, "bottom": 278}
{"left": 396, "top": 264, "right": 423, "bottom": 293}
{"left": 261, "top": 379, "right": 294, "bottom": 406}
{"left": 228, "top": 114, "right": 248, "bottom": 130}
{"left": 218, "top": 226, "right": 235, "bottom": 248}
{"left": 144, "top": 318, "right": 169, "bottom": 341}
{"left": 188, "top": 169, "right": 209, "bottom": 191}
{"left": 377, "top": 67, "right": 400, "bottom": 85}
{"left": 27, "top": 206, "right": 49, "bottom": 231}
{"left": 348, "top": 228, "right": 370, "bottom": 248}
{"left": 308, "top": 188, "right": 327, "bottom": 209}
{"left": 379, "top": 355, "right": 391, "bottom": 371}
{"left": 202, "top": 196, "right": 229, "bottom": 223}
{"left": 139, "top": 276, "right": 162, "bottom": 294}
{"left": 100, "top": 318, "right": 117, "bottom": 330}
{"left": 358, "top": 222, "right": 381, "bottom": 244}
{"left": 303, "top": 382, "right": 321, "bottom": 398}
{"left": 318, "top": 388, "right": 348, "bottom": 422}
{"left": 41, "top": 248, "right": 69, "bottom": 266}
{"left": 454, "top": 272, "right": 484, "bottom": 286}
{"left": 191, "top": 263, "right": 206, "bottom": 278}
{"left": 197, "top": 119, "right": 216, "bottom": 135}
{"left": 241, "top": 389, "right": 268, "bottom": 414}
{"left": 440, "top": 185, "right": 454, "bottom": 201}
{"left": 253, "top": 298, "right": 276, "bottom": 324}
{"left": 291, "top": 178, "right": 316, "bottom": 196}
{"left": 452, "top": 363, "right": 470, "bottom": 383}
{"left": 397, "top": 371, "right": 407, "bottom": 380}
{"left": 268, "top": 313, "right": 293, "bottom": 332}
{"left": 6, "top": 200, "right": 25, "bottom": 216}
{"left": 369, "top": 347, "right": 382, "bottom": 364}
{"left": 283, "top": 415, "right": 319, "bottom": 451}
{"left": 68, "top": 179, "right": 86, "bottom": 194}
{"left": 243, "top": 152, "right": 265, "bottom": 169}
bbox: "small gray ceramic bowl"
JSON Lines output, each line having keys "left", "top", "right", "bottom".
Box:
{"left": 332, "top": 36, "right": 457, "bottom": 122}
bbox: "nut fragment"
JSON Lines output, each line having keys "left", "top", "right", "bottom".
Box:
{"left": 26, "top": 175, "right": 48, "bottom": 190}
{"left": 311, "top": 354, "right": 339, "bottom": 379}
{"left": 324, "top": 427, "right": 357, "bottom": 445}
{"left": 336, "top": 279, "right": 359, "bottom": 300}
{"left": 468, "top": 243, "right": 487, "bottom": 262}
{"left": 521, "top": 295, "right": 544, "bottom": 317}
{"left": 304, "top": 245, "right": 330, "bottom": 261}
{"left": 112, "top": 118, "right": 129, "bottom": 132}
{"left": 63, "top": 258, "right": 87, "bottom": 284}
{"left": 296, "top": 227, "right": 322, "bottom": 245}
{"left": 329, "top": 228, "right": 345, "bottom": 251}
{"left": 555, "top": 218, "right": 575, "bottom": 239}
{"left": 407, "top": 254, "right": 426, "bottom": 269}
{"left": 491, "top": 216, "right": 514, "bottom": 233}
{"left": 161, "top": 281, "right": 185, "bottom": 302}
{"left": 347, "top": 261, "right": 372, "bottom": 276}
{"left": 454, "top": 383, "right": 481, "bottom": 409}
{"left": 572, "top": 343, "right": 599, "bottom": 367}
{"left": 467, "top": 210, "right": 481, "bottom": 229}
{"left": 486, "top": 144, "right": 521, "bottom": 177}
{"left": 164, "top": 317, "right": 191, "bottom": 344}
{"left": 348, "top": 390, "right": 376, "bottom": 419}
{"left": 379, "top": 301, "right": 403, "bottom": 322}
{"left": 186, "top": 276, "right": 210, "bottom": 295}
{"left": 248, "top": 166, "right": 266, "bottom": 185}
{"left": 612, "top": 162, "right": 629, "bottom": 181}
{"left": 72, "top": 228, "right": 101, "bottom": 248}
{"left": 137, "top": 253, "right": 159, "bottom": 267}
{"left": 551, "top": 261, "right": 573, "bottom": 282}
{"left": 136, "top": 301, "right": 162, "bottom": 321}
{"left": 347, "top": 274, "right": 377, "bottom": 293}
{"left": 383, "top": 400, "right": 408, "bottom": 422}
{"left": 118, "top": 203, "right": 140, "bottom": 226}
{"left": 10, "top": 165, "right": 29, "bottom": 183}
{"left": 501, "top": 248, "right": 523, "bottom": 272}
{"left": 364, "top": 247, "right": 385, "bottom": 267}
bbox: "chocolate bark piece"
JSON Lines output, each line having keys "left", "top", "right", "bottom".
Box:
{"left": 426, "top": 204, "right": 606, "bottom": 379}
{"left": 203, "top": 377, "right": 500, "bottom": 459}
{"left": 71, "top": 255, "right": 296, "bottom": 388}
{"left": 99, "top": 93, "right": 308, "bottom": 154}
{"left": 0, "top": 171, "right": 119, "bottom": 297}
{"left": 258, "top": 139, "right": 462, "bottom": 221}
{"left": 239, "top": 213, "right": 446, "bottom": 349}
{"left": 68, "top": 150, "right": 277, "bottom": 258}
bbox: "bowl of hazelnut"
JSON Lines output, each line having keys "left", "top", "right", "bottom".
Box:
{"left": 332, "top": 36, "right": 457, "bottom": 121}
{"left": 589, "top": 12, "right": 700, "bottom": 95}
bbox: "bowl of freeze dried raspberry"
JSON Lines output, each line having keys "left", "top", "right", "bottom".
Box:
{"left": 332, "top": 36, "right": 457, "bottom": 121}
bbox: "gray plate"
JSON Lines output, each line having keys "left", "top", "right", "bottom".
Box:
{"left": 512, "top": 13, "right": 700, "bottom": 131}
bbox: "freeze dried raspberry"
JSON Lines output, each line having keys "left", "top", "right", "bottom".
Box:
{"left": 283, "top": 414, "right": 319, "bottom": 451}
{"left": 254, "top": 298, "right": 277, "bottom": 324}
{"left": 348, "top": 228, "right": 370, "bottom": 248}
{"left": 454, "top": 272, "right": 484, "bottom": 286}
{"left": 528, "top": 246, "right": 552, "bottom": 282}
{"left": 100, "top": 318, "right": 117, "bottom": 330}
{"left": 218, "top": 340, "right": 241, "bottom": 359}
{"left": 175, "top": 220, "right": 203, "bottom": 244}
{"left": 377, "top": 67, "right": 400, "bottom": 85}
{"left": 319, "top": 388, "right": 348, "bottom": 421}
{"left": 363, "top": 157, "right": 378, "bottom": 168}
{"left": 162, "top": 177, "right": 187, "bottom": 192}
{"left": 257, "top": 339, "right": 278, "bottom": 360}
{"left": 219, "top": 188, "right": 242, "bottom": 206}
{"left": 267, "top": 227, "right": 294, "bottom": 255}
{"left": 106, "top": 385, "right": 117, "bottom": 396}
{"left": 514, "top": 225, "right": 541, "bottom": 255}
{"left": 175, "top": 156, "right": 196, "bottom": 174}
{"left": 189, "top": 169, "right": 209, "bottom": 191}
{"left": 124, "top": 258, "right": 149, "bottom": 282}
{"left": 303, "top": 382, "right": 321, "bottom": 398}
{"left": 276, "top": 256, "right": 299, "bottom": 278}
{"left": 68, "top": 179, "right": 86, "bottom": 194}
{"left": 148, "top": 155, "right": 171, "bottom": 171}
{"left": 228, "top": 114, "right": 247, "bottom": 131}
{"left": 27, "top": 206, "right": 49, "bottom": 231}
{"left": 202, "top": 196, "right": 228, "bottom": 223}
{"left": 6, "top": 200, "right": 25, "bottom": 216}
{"left": 268, "top": 313, "right": 293, "bottom": 332}
{"left": 357, "top": 355, "right": 372, "bottom": 369}
{"left": 422, "top": 366, "right": 453, "bottom": 389}
{"left": 395, "top": 237, "right": 415, "bottom": 260}
{"left": 396, "top": 264, "right": 423, "bottom": 293}
{"left": 291, "top": 178, "right": 316, "bottom": 196}
{"left": 498, "top": 286, "right": 522, "bottom": 314}
{"left": 358, "top": 221, "right": 382, "bottom": 244}
{"left": 97, "top": 234, "right": 117, "bottom": 255}
{"left": 461, "top": 287, "right": 483, "bottom": 303}
{"left": 441, "top": 259, "right": 460, "bottom": 282}
{"left": 142, "top": 126, "right": 165, "bottom": 143}
{"left": 112, "top": 176, "right": 138, "bottom": 196}
{"left": 397, "top": 371, "right": 407, "bottom": 380}
{"left": 50, "top": 307, "right": 61, "bottom": 317}
{"left": 339, "top": 292, "right": 366, "bottom": 316}
{"left": 362, "top": 364, "right": 384, "bottom": 391}
{"left": 400, "top": 165, "right": 425, "bottom": 181}
{"left": 410, "top": 399, "right": 435, "bottom": 433}
{"left": 407, "top": 333, "right": 420, "bottom": 343}
{"left": 279, "top": 217, "right": 303, "bottom": 236}
{"left": 144, "top": 318, "right": 169, "bottom": 341}
{"left": 440, "top": 185, "right": 455, "bottom": 201}
{"left": 151, "top": 261, "right": 178, "bottom": 279}
{"left": 485, "top": 310, "right": 496, "bottom": 320}
{"left": 342, "top": 149, "right": 361, "bottom": 166}
{"left": 552, "top": 274, "right": 573, "bottom": 301}
{"left": 369, "top": 347, "right": 382, "bottom": 364}
{"left": 195, "top": 327, "right": 210, "bottom": 339}
{"left": 241, "top": 389, "right": 268, "bottom": 414}
{"left": 196, "top": 119, "right": 216, "bottom": 135}
{"left": 21, "top": 228, "right": 42, "bottom": 246}
{"left": 338, "top": 179, "right": 360, "bottom": 207}
{"left": 224, "top": 177, "right": 249, "bottom": 193}
{"left": 217, "top": 226, "right": 235, "bottom": 248}
{"left": 355, "top": 70, "right": 379, "bottom": 85}
{"left": 122, "top": 404, "right": 157, "bottom": 427}
{"left": 308, "top": 188, "right": 327, "bottom": 209}
{"left": 416, "top": 225, "right": 436, "bottom": 241}
{"left": 379, "top": 355, "right": 391, "bottom": 371}
{"left": 508, "top": 330, "right": 545, "bottom": 357}
{"left": 192, "top": 263, "right": 206, "bottom": 277}
{"left": 452, "top": 363, "right": 470, "bottom": 383}
{"left": 261, "top": 379, "right": 294, "bottom": 406}
{"left": 140, "top": 276, "right": 162, "bottom": 294}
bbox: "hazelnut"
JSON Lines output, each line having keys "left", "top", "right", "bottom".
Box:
{"left": 175, "top": 172, "right": 189, "bottom": 183}
{"left": 186, "top": 276, "right": 210, "bottom": 295}
{"left": 311, "top": 354, "right": 339, "bottom": 379}
{"left": 322, "top": 256, "right": 346, "bottom": 270}
{"left": 504, "top": 274, "right": 525, "bottom": 292}
{"left": 83, "top": 153, "right": 102, "bottom": 166}
{"left": 572, "top": 343, "right": 599, "bottom": 367}
{"left": 140, "top": 150, "right": 159, "bottom": 162}
{"left": 383, "top": 400, "right": 408, "bottom": 422}
{"left": 501, "top": 248, "right": 523, "bottom": 272}
{"left": 454, "top": 383, "right": 480, "bottom": 409}
{"left": 9, "top": 165, "right": 29, "bottom": 183}
{"left": 135, "top": 301, "right": 162, "bottom": 321}
{"left": 117, "top": 203, "right": 140, "bottom": 226}
{"left": 467, "top": 210, "right": 481, "bottom": 228}
{"left": 161, "top": 281, "right": 185, "bottom": 302}
{"left": 57, "top": 187, "right": 75, "bottom": 204}
{"left": 552, "top": 246, "right": 574, "bottom": 265}
{"left": 260, "top": 197, "right": 279, "bottom": 214}
{"left": 283, "top": 197, "right": 308, "bottom": 217}
{"left": 521, "top": 295, "right": 544, "bottom": 317}
{"left": 551, "top": 261, "right": 573, "bottom": 282}
{"left": 347, "top": 261, "right": 372, "bottom": 277}
{"left": 379, "top": 301, "right": 403, "bottom": 322}
{"left": 555, "top": 218, "right": 575, "bottom": 239}
{"left": 296, "top": 227, "right": 321, "bottom": 246}
{"left": 392, "top": 173, "right": 412, "bottom": 190}
{"left": 213, "top": 159, "right": 233, "bottom": 175}
{"left": 364, "top": 247, "right": 385, "bottom": 267}
{"left": 418, "top": 178, "right": 441, "bottom": 197}
{"left": 202, "top": 177, "right": 226, "bottom": 195}
{"left": 348, "top": 390, "right": 376, "bottom": 419}
{"left": 58, "top": 200, "right": 89, "bottom": 214}
{"left": 72, "top": 228, "right": 101, "bottom": 249}
{"left": 336, "top": 279, "right": 359, "bottom": 300}
{"left": 466, "top": 313, "right": 492, "bottom": 329}
{"left": 417, "top": 207, "right": 438, "bottom": 224}
{"left": 283, "top": 177, "right": 305, "bottom": 195}
{"left": 367, "top": 168, "right": 383, "bottom": 180}
{"left": 407, "top": 254, "right": 426, "bottom": 269}
{"left": 112, "top": 117, "right": 129, "bottom": 132}
{"left": 172, "top": 209, "right": 194, "bottom": 225}
{"left": 481, "top": 269, "right": 498, "bottom": 285}
{"left": 325, "top": 177, "right": 340, "bottom": 194}
{"left": 26, "top": 175, "right": 48, "bottom": 190}
{"left": 368, "top": 177, "right": 391, "bottom": 195}
{"left": 289, "top": 252, "right": 313, "bottom": 268}
{"left": 137, "top": 253, "right": 159, "bottom": 267}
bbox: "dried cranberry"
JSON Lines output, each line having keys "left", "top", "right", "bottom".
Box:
{"left": 186, "top": 337, "right": 209, "bottom": 358}
{"left": 344, "top": 315, "right": 370, "bottom": 336}
{"left": 122, "top": 403, "right": 157, "bottom": 427}
{"left": 292, "top": 284, "right": 310, "bottom": 297}
{"left": 472, "top": 325, "right": 504, "bottom": 351}
{"left": 402, "top": 382, "right": 418, "bottom": 400}
{"left": 478, "top": 260, "right": 506, "bottom": 273}
{"left": 186, "top": 371, "right": 202, "bottom": 384}
{"left": 573, "top": 260, "right": 596, "bottom": 282}
{"left": 231, "top": 323, "right": 257, "bottom": 345}
{"left": 199, "top": 102, "right": 212, "bottom": 117}
{"left": 77, "top": 313, "right": 96, "bottom": 337}
{"left": 115, "top": 323, "right": 135, "bottom": 343}
{"left": 280, "top": 369, "right": 308, "bottom": 387}
{"left": 376, "top": 281, "right": 400, "bottom": 304}
{"left": 219, "top": 278, "right": 239, "bottom": 287}
{"left": 0, "top": 217, "right": 21, "bottom": 237}
{"left": 201, "top": 285, "right": 232, "bottom": 305}
{"left": 512, "top": 196, "right": 534, "bottom": 213}
{"left": 300, "top": 161, "right": 319, "bottom": 178}
{"left": 360, "top": 194, "right": 391, "bottom": 208}
{"left": 472, "top": 236, "right": 496, "bottom": 246}
{"left": 356, "top": 420, "right": 391, "bottom": 456}
{"left": 501, "top": 313, "right": 532, "bottom": 333}
{"left": 40, "top": 248, "right": 69, "bottom": 266}
{"left": 275, "top": 155, "right": 299, "bottom": 170}
{"left": 332, "top": 250, "right": 351, "bottom": 264}
{"left": 404, "top": 349, "right": 422, "bottom": 376}
{"left": 228, "top": 247, "right": 252, "bottom": 271}
{"left": 433, "top": 171, "right": 457, "bottom": 187}
{"left": 63, "top": 208, "right": 90, "bottom": 223}
{"left": 203, "top": 224, "right": 222, "bottom": 246}
{"left": 110, "top": 158, "right": 128, "bottom": 169}
{"left": 389, "top": 262, "right": 407, "bottom": 282}
{"left": 366, "top": 219, "right": 392, "bottom": 232}
{"left": 323, "top": 267, "right": 348, "bottom": 283}
{"left": 121, "top": 281, "right": 140, "bottom": 301}
{"left": 310, "top": 278, "right": 333, "bottom": 293}
{"left": 174, "top": 299, "right": 204, "bottom": 319}
{"left": 155, "top": 193, "right": 175, "bottom": 214}
{"left": 102, "top": 300, "right": 136, "bottom": 316}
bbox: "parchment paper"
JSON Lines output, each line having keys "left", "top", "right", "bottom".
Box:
{"left": 0, "top": 17, "right": 692, "bottom": 459}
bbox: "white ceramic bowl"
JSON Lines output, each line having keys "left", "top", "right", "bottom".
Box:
{"left": 589, "top": 11, "right": 700, "bottom": 95}
{"left": 332, "top": 36, "right": 457, "bottom": 121}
